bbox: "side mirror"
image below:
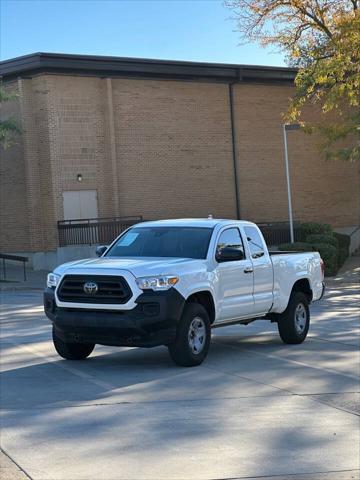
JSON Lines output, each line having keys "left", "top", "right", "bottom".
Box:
{"left": 96, "top": 245, "right": 107, "bottom": 257}
{"left": 216, "top": 247, "right": 244, "bottom": 262}
{"left": 252, "top": 251, "right": 264, "bottom": 259}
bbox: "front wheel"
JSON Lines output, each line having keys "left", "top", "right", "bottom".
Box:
{"left": 168, "top": 303, "right": 211, "bottom": 367}
{"left": 53, "top": 327, "right": 95, "bottom": 360}
{"left": 277, "top": 292, "right": 310, "bottom": 344}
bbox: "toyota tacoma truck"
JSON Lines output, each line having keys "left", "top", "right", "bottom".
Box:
{"left": 44, "top": 219, "right": 325, "bottom": 367}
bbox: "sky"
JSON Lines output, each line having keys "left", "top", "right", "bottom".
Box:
{"left": 0, "top": 0, "right": 285, "bottom": 66}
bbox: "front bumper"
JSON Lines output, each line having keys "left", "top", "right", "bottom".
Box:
{"left": 44, "top": 287, "right": 185, "bottom": 347}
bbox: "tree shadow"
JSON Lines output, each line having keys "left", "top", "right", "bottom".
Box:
{"left": 0, "top": 287, "right": 359, "bottom": 479}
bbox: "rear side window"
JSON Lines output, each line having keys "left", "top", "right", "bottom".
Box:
{"left": 244, "top": 226, "right": 265, "bottom": 259}
{"left": 216, "top": 228, "right": 245, "bottom": 258}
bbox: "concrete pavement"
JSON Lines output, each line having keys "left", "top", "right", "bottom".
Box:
{"left": 0, "top": 282, "right": 359, "bottom": 480}
{"left": 327, "top": 253, "right": 360, "bottom": 286}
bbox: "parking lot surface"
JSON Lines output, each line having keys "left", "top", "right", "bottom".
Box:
{"left": 0, "top": 283, "right": 359, "bottom": 480}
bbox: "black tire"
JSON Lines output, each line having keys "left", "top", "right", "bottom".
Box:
{"left": 52, "top": 327, "right": 95, "bottom": 360}
{"left": 277, "top": 291, "right": 310, "bottom": 344}
{"left": 168, "top": 303, "right": 211, "bottom": 367}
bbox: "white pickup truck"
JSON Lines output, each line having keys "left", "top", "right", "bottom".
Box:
{"left": 44, "top": 219, "right": 325, "bottom": 366}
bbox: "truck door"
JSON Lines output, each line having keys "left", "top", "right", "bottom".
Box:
{"left": 215, "top": 227, "right": 254, "bottom": 322}
{"left": 243, "top": 225, "right": 273, "bottom": 314}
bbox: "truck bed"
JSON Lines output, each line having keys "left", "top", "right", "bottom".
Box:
{"left": 269, "top": 250, "right": 314, "bottom": 255}
{"left": 269, "top": 250, "right": 323, "bottom": 313}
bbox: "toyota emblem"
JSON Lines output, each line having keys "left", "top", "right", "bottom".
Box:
{"left": 83, "top": 281, "right": 98, "bottom": 295}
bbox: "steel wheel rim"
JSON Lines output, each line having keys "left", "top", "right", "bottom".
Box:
{"left": 295, "top": 303, "right": 307, "bottom": 334}
{"left": 188, "top": 317, "right": 206, "bottom": 355}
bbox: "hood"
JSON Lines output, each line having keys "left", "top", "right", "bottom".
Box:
{"left": 54, "top": 256, "right": 204, "bottom": 278}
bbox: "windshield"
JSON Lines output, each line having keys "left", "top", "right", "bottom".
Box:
{"left": 105, "top": 226, "right": 213, "bottom": 259}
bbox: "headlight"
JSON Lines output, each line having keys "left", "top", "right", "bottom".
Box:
{"left": 136, "top": 275, "right": 179, "bottom": 291}
{"left": 47, "top": 273, "right": 61, "bottom": 288}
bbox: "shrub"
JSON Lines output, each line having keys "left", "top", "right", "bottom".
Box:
{"left": 311, "top": 242, "right": 338, "bottom": 276}
{"left": 333, "top": 232, "right": 350, "bottom": 268}
{"left": 279, "top": 241, "right": 338, "bottom": 276}
{"left": 337, "top": 248, "right": 349, "bottom": 269}
{"left": 298, "top": 222, "right": 332, "bottom": 241}
{"left": 278, "top": 242, "right": 313, "bottom": 252}
{"left": 275, "top": 223, "right": 349, "bottom": 275}
{"left": 333, "top": 232, "right": 351, "bottom": 251}
{"left": 306, "top": 234, "right": 339, "bottom": 248}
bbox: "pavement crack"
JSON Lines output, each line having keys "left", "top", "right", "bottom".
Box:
{"left": 0, "top": 393, "right": 295, "bottom": 411}
{"left": 297, "top": 393, "right": 360, "bottom": 417}
{"left": 218, "top": 468, "right": 360, "bottom": 479}
{"left": 212, "top": 338, "right": 359, "bottom": 381}
{"left": 309, "top": 335, "right": 360, "bottom": 348}
{"left": 202, "top": 362, "right": 296, "bottom": 396}
{"left": 0, "top": 448, "right": 33, "bottom": 480}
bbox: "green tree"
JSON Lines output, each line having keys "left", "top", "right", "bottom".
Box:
{"left": 0, "top": 86, "right": 21, "bottom": 149}
{"left": 225, "top": 0, "right": 359, "bottom": 161}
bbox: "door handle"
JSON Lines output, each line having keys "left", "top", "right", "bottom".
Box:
{"left": 244, "top": 267, "right": 253, "bottom": 273}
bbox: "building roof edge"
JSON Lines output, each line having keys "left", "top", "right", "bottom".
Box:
{"left": 0, "top": 52, "right": 298, "bottom": 83}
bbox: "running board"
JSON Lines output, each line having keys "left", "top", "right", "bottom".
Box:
{"left": 211, "top": 317, "right": 265, "bottom": 329}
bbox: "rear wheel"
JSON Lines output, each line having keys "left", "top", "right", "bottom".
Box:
{"left": 168, "top": 303, "right": 211, "bottom": 367}
{"left": 277, "top": 291, "right": 310, "bottom": 344}
{"left": 52, "top": 327, "right": 95, "bottom": 360}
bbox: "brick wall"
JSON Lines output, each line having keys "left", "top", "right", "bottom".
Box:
{"left": 19, "top": 77, "right": 56, "bottom": 251}
{"left": 45, "top": 75, "right": 115, "bottom": 224}
{"left": 233, "top": 84, "right": 360, "bottom": 226}
{"left": 1, "top": 73, "right": 358, "bottom": 253}
{"left": 111, "top": 78, "right": 237, "bottom": 220}
{"left": 0, "top": 80, "right": 30, "bottom": 251}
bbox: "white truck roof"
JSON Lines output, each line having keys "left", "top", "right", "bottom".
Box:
{"left": 135, "top": 218, "right": 255, "bottom": 228}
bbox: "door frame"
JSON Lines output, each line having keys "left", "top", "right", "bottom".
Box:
{"left": 62, "top": 190, "right": 99, "bottom": 221}
{"left": 211, "top": 225, "right": 255, "bottom": 323}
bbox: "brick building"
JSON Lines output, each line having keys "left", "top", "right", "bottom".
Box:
{"left": 0, "top": 53, "right": 359, "bottom": 264}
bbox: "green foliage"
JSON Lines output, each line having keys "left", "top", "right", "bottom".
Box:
{"left": 306, "top": 234, "right": 339, "bottom": 248}
{"left": 0, "top": 118, "right": 21, "bottom": 149}
{"left": 278, "top": 240, "right": 338, "bottom": 275}
{"left": 333, "top": 232, "right": 351, "bottom": 267}
{"left": 299, "top": 222, "right": 332, "bottom": 240}
{"left": 0, "top": 88, "right": 17, "bottom": 102}
{"left": 0, "top": 85, "right": 21, "bottom": 149}
{"left": 278, "top": 242, "right": 312, "bottom": 252}
{"left": 280, "top": 229, "right": 351, "bottom": 275}
{"left": 333, "top": 232, "right": 351, "bottom": 250}
{"left": 311, "top": 243, "right": 338, "bottom": 276}
{"left": 338, "top": 247, "right": 350, "bottom": 269}
{"left": 316, "top": 111, "right": 360, "bottom": 162}
{"left": 226, "top": 0, "right": 360, "bottom": 161}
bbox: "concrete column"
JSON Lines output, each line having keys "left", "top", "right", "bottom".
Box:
{"left": 17, "top": 78, "right": 45, "bottom": 251}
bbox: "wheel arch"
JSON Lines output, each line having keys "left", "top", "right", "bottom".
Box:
{"left": 291, "top": 278, "right": 313, "bottom": 303}
{"left": 186, "top": 290, "right": 216, "bottom": 324}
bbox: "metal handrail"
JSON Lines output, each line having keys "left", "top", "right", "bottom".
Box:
{"left": 57, "top": 216, "right": 143, "bottom": 247}
{"left": 0, "top": 253, "right": 28, "bottom": 281}
{"left": 58, "top": 215, "right": 143, "bottom": 226}
{"left": 258, "top": 221, "right": 302, "bottom": 246}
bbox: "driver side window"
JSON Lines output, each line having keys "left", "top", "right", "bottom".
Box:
{"left": 216, "top": 228, "right": 245, "bottom": 258}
